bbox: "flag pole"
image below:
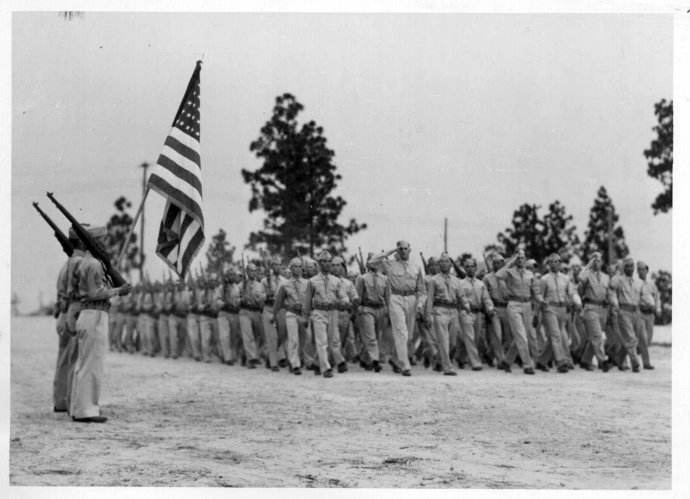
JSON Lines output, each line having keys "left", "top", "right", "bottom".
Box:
{"left": 117, "top": 185, "right": 151, "bottom": 272}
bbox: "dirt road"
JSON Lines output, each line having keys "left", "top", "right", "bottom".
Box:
{"left": 9, "top": 316, "right": 671, "bottom": 488}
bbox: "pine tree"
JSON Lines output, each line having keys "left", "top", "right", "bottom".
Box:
{"left": 581, "top": 186, "right": 629, "bottom": 265}
{"left": 496, "top": 203, "right": 546, "bottom": 262}
{"left": 105, "top": 196, "right": 141, "bottom": 277}
{"left": 243, "top": 93, "right": 366, "bottom": 257}
{"left": 644, "top": 99, "right": 673, "bottom": 214}
{"left": 205, "top": 229, "right": 236, "bottom": 276}
{"left": 542, "top": 201, "right": 581, "bottom": 258}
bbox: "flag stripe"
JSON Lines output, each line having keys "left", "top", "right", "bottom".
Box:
{"left": 181, "top": 227, "right": 205, "bottom": 270}
{"left": 156, "top": 152, "right": 203, "bottom": 194}
{"left": 164, "top": 134, "right": 200, "bottom": 167}
{"left": 148, "top": 173, "right": 204, "bottom": 225}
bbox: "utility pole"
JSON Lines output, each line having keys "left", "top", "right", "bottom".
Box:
{"left": 139, "top": 161, "right": 150, "bottom": 282}
{"left": 443, "top": 217, "right": 448, "bottom": 253}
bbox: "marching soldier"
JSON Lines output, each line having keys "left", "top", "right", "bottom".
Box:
{"left": 53, "top": 228, "right": 84, "bottom": 413}
{"left": 155, "top": 280, "right": 171, "bottom": 358}
{"left": 139, "top": 281, "right": 155, "bottom": 356}
{"left": 609, "top": 256, "right": 643, "bottom": 372}
{"left": 482, "top": 253, "right": 510, "bottom": 372}
{"left": 300, "top": 257, "right": 319, "bottom": 370}
{"left": 168, "top": 279, "right": 188, "bottom": 359}
{"left": 331, "top": 256, "right": 359, "bottom": 362}
{"left": 187, "top": 276, "right": 203, "bottom": 361}
{"left": 120, "top": 283, "right": 137, "bottom": 353}
{"left": 496, "top": 249, "right": 541, "bottom": 375}
{"left": 418, "top": 257, "right": 440, "bottom": 368}
{"left": 198, "top": 274, "right": 218, "bottom": 363}
{"left": 261, "top": 257, "right": 287, "bottom": 370}
{"left": 369, "top": 241, "right": 426, "bottom": 376}
{"left": 638, "top": 261, "right": 660, "bottom": 362}
{"left": 457, "top": 257, "right": 494, "bottom": 371}
{"left": 239, "top": 263, "right": 266, "bottom": 369}
{"left": 355, "top": 254, "right": 389, "bottom": 372}
{"left": 536, "top": 253, "right": 581, "bottom": 373}
{"left": 303, "top": 250, "right": 348, "bottom": 377}
{"left": 70, "top": 225, "right": 131, "bottom": 423}
{"left": 273, "top": 257, "right": 309, "bottom": 374}
{"left": 425, "top": 252, "right": 468, "bottom": 375}
{"left": 108, "top": 293, "right": 124, "bottom": 352}
{"left": 216, "top": 267, "right": 242, "bottom": 365}
{"left": 577, "top": 251, "right": 611, "bottom": 371}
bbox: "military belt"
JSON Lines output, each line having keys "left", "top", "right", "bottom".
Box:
{"left": 547, "top": 301, "right": 567, "bottom": 308}
{"left": 640, "top": 305, "right": 655, "bottom": 314}
{"left": 583, "top": 298, "right": 606, "bottom": 306}
{"left": 508, "top": 296, "right": 531, "bottom": 303}
{"left": 240, "top": 304, "right": 262, "bottom": 312}
{"left": 313, "top": 303, "right": 335, "bottom": 311}
{"left": 433, "top": 301, "right": 457, "bottom": 308}
{"left": 493, "top": 300, "right": 507, "bottom": 307}
{"left": 619, "top": 303, "right": 639, "bottom": 313}
{"left": 361, "top": 300, "right": 384, "bottom": 309}
{"left": 81, "top": 299, "right": 110, "bottom": 312}
{"left": 391, "top": 289, "right": 416, "bottom": 296}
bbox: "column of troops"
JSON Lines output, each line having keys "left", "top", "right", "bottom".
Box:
{"left": 54, "top": 237, "right": 662, "bottom": 417}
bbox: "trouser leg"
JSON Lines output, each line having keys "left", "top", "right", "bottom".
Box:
{"left": 284, "top": 312, "right": 302, "bottom": 369}
{"left": 186, "top": 314, "right": 201, "bottom": 360}
{"left": 506, "top": 302, "right": 534, "bottom": 369}
{"left": 432, "top": 308, "right": 453, "bottom": 372}
{"left": 217, "top": 314, "right": 232, "bottom": 363}
{"left": 388, "top": 295, "right": 413, "bottom": 370}
{"left": 262, "top": 308, "right": 279, "bottom": 368}
{"left": 239, "top": 311, "right": 259, "bottom": 362}
{"left": 458, "top": 311, "right": 482, "bottom": 368}
{"left": 70, "top": 310, "right": 108, "bottom": 419}
{"left": 617, "top": 310, "right": 640, "bottom": 368}
{"left": 488, "top": 310, "right": 507, "bottom": 364}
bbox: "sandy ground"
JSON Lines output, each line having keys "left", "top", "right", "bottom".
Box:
{"left": 10, "top": 316, "right": 671, "bottom": 488}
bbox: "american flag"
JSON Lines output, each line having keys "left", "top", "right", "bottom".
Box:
{"left": 148, "top": 61, "right": 205, "bottom": 279}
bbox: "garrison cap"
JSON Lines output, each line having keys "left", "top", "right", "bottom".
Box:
{"left": 427, "top": 256, "right": 439, "bottom": 265}
{"left": 246, "top": 263, "right": 257, "bottom": 271}
{"left": 637, "top": 260, "right": 648, "bottom": 269}
{"left": 439, "top": 252, "right": 451, "bottom": 261}
{"left": 331, "top": 256, "right": 345, "bottom": 265}
{"left": 289, "top": 257, "right": 303, "bottom": 267}
{"left": 270, "top": 256, "right": 282, "bottom": 265}
{"left": 68, "top": 223, "right": 91, "bottom": 241}
{"left": 396, "top": 240, "right": 411, "bottom": 249}
{"left": 317, "top": 250, "right": 332, "bottom": 262}
{"left": 86, "top": 225, "right": 107, "bottom": 238}
{"left": 492, "top": 252, "right": 505, "bottom": 262}
{"left": 623, "top": 256, "right": 635, "bottom": 265}
{"left": 303, "top": 257, "right": 316, "bottom": 267}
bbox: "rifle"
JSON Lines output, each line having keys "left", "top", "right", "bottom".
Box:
{"left": 356, "top": 247, "right": 366, "bottom": 274}
{"left": 419, "top": 252, "right": 428, "bottom": 274}
{"left": 451, "top": 257, "right": 466, "bottom": 279}
{"left": 240, "top": 253, "right": 247, "bottom": 281}
{"left": 46, "top": 192, "right": 127, "bottom": 287}
{"left": 33, "top": 202, "right": 73, "bottom": 256}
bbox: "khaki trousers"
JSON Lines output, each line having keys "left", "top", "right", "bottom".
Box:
{"left": 157, "top": 314, "right": 170, "bottom": 358}
{"left": 504, "top": 301, "right": 535, "bottom": 369}
{"left": 53, "top": 312, "right": 78, "bottom": 411}
{"left": 387, "top": 294, "right": 418, "bottom": 370}
{"left": 262, "top": 307, "right": 280, "bottom": 367}
{"left": 167, "top": 314, "right": 182, "bottom": 359}
{"left": 358, "top": 307, "right": 389, "bottom": 363}
{"left": 310, "top": 309, "right": 345, "bottom": 372}
{"left": 187, "top": 313, "right": 201, "bottom": 360}
{"left": 487, "top": 307, "right": 508, "bottom": 364}
{"left": 458, "top": 310, "right": 483, "bottom": 368}
{"left": 70, "top": 309, "right": 108, "bottom": 418}
{"left": 239, "top": 309, "right": 263, "bottom": 362}
{"left": 432, "top": 307, "right": 461, "bottom": 371}
{"left": 199, "top": 315, "right": 215, "bottom": 362}
{"left": 617, "top": 309, "right": 641, "bottom": 368}
{"left": 217, "top": 312, "right": 241, "bottom": 363}
{"left": 537, "top": 306, "right": 570, "bottom": 367}
{"left": 641, "top": 312, "right": 655, "bottom": 345}
{"left": 581, "top": 305, "right": 608, "bottom": 365}
{"left": 284, "top": 311, "right": 304, "bottom": 368}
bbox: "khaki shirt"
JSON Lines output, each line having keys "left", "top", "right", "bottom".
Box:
{"left": 76, "top": 253, "right": 112, "bottom": 302}
{"left": 240, "top": 279, "right": 266, "bottom": 308}
{"left": 274, "top": 277, "right": 309, "bottom": 314}
{"left": 483, "top": 271, "right": 509, "bottom": 305}
{"left": 609, "top": 274, "right": 643, "bottom": 308}
{"left": 459, "top": 277, "right": 494, "bottom": 313}
{"left": 356, "top": 271, "right": 388, "bottom": 308}
{"left": 495, "top": 266, "right": 540, "bottom": 301}
{"left": 426, "top": 273, "right": 467, "bottom": 317}
{"left": 578, "top": 269, "right": 612, "bottom": 304}
{"left": 540, "top": 272, "right": 580, "bottom": 307}
{"left": 640, "top": 279, "right": 660, "bottom": 311}
{"left": 305, "top": 272, "right": 344, "bottom": 313}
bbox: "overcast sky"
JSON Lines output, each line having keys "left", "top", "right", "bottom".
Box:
{"left": 12, "top": 12, "right": 672, "bottom": 312}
